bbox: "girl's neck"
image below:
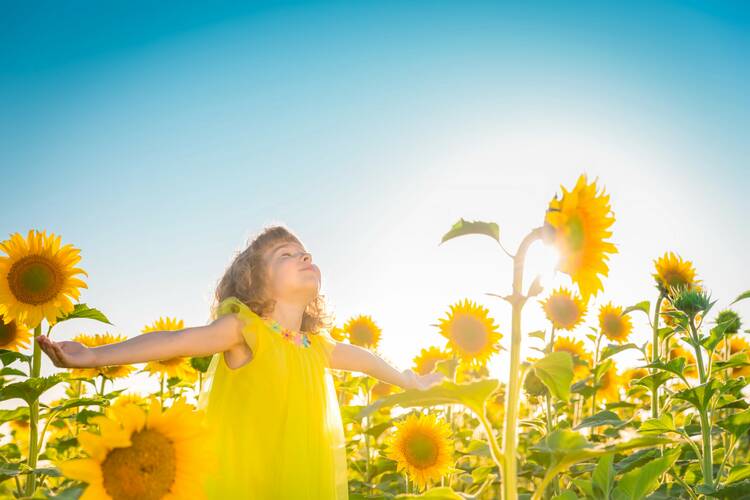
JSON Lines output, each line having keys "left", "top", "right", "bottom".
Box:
{"left": 266, "top": 301, "right": 306, "bottom": 333}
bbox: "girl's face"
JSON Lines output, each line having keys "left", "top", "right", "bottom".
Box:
{"left": 265, "top": 240, "right": 321, "bottom": 302}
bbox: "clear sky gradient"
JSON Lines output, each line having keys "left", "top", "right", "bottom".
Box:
{"left": 2, "top": 0, "right": 748, "bottom": 405}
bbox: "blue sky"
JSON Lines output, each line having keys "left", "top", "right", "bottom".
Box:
{"left": 1, "top": 1, "right": 748, "bottom": 404}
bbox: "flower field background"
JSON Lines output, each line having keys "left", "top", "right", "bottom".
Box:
{"left": 1, "top": 173, "right": 749, "bottom": 499}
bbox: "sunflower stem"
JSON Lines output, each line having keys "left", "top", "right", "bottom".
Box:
{"left": 502, "top": 226, "right": 543, "bottom": 500}
{"left": 651, "top": 293, "right": 665, "bottom": 419}
{"left": 24, "top": 323, "right": 43, "bottom": 496}
{"left": 688, "top": 315, "right": 713, "bottom": 488}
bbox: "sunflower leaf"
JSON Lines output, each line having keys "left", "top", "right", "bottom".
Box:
{"left": 0, "top": 349, "right": 31, "bottom": 367}
{"left": 717, "top": 408, "right": 750, "bottom": 437}
{"left": 531, "top": 351, "right": 573, "bottom": 401}
{"left": 55, "top": 303, "right": 113, "bottom": 325}
{"left": 355, "top": 378, "right": 500, "bottom": 421}
{"left": 600, "top": 343, "right": 638, "bottom": 362}
{"left": 574, "top": 410, "right": 625, "bottom": 431}
{"left": 622, "top": 301, "right": 650, "bottom": 318}
{"left": 439, "top": 218, "right": 500, "bottom": 246}
{"left": 730, "top": 290, "right": 750, "bottom": 306}
{"left": 0, "top": 374, "right": 66, "bottom": 405}
{"left": 611, "top": 447, "right": 680, "bottom": 500}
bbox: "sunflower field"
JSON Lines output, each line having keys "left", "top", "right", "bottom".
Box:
{"left": 1, "top": 173, "right": 749, "bottom": 499}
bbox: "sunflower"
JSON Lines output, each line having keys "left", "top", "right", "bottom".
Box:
{"left": 669, "top": 344, "right": 698, "bottom": 379}
{"left": 0, "top": 314, "right": 33, "bottom": 352}
{"left": 70, "top": 333, "right": 137, "bottom": 380}
{"left": 623, "top": 367, "right": 649, "bottom": 396}
{"left": 715, "top": 336, "right": 750, "bottom": 378}
{"left": 412, "top": 346, "right": 452, "bottom": 376}
{"left": 112, "top": 393, "right": 149, "bottom": 409}
{"left": 659, "top": 298, "right": 680, "bottom": 329}
{"left": 437, "top": 299, "right": 502, "bottom": 370}
{"left": 543, "top": 174, "right": 617, "bottom": 300}
{"left": 539, "top": 287, "right": 587, "bottom": 331}
{"left": 140, "top": 318, "right": 198, "bottom": 383}
{"left": 485, "top": 385, "right": 506, "bottom": 426}
{"left": 56, "top": 396, "right": 216, "bottom": 500}
{"left": 653, "top": 251, "right": 700, "bottom": 296}
{"left": 342, "top": 315, "right": 382, "bottom": 349}
{"left": 596, "top": 363, "right": 622, "bottom": 402}
{"left": 552, "top": 335, "right": 592, "bottom": 380}
{"left": 9, "top": 418, "right": 30, "bottom": 455}
{"left": 384, "top": 412, "right": 454, "bottom": 491}
{"left": 328, "top": 325, "right": 347, "bottom": 342}
{"left": 598, "top": 302, "right": 633, "bottom": 343}
{"left": 0, "top": 230, "right": 89, "bottom": 328}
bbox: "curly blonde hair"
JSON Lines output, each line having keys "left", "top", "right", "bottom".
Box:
{"left": 212, "top": 224, "right": 333, "bottom": 335}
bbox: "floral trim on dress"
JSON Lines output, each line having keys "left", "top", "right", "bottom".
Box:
{"left": 261, "top": 317, "right": 312, "bottom": 348}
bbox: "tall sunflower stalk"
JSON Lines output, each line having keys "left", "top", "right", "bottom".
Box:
{"left": 0, "top": 230, "right": 90, "bottom": 495}
{"left": 440, "top": 174, "right": 617, "bottom": 499}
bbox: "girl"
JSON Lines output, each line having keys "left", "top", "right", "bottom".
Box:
{"left": 37, "top": 225, "right": 446, "bottom": 499}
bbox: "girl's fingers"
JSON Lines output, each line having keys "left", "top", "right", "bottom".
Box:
{"left": 51, "top": 343, "right": 68, "bottom": 366}
{"left": 39, "top": 337, "right": 62, "bottom": 366}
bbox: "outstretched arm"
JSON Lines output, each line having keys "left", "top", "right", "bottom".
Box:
{"left": 38, "top": 314, "right": 245, "bottom": 368}
{"left": 329, "top": 341, "right": 446, "bottom": 390}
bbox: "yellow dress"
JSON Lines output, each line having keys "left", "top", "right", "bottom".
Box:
{"left": 197, "top": 296, "right": 349, "bottom": 499}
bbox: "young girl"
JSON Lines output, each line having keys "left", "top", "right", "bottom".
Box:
{"left": 37, "top": 225, "right": 446, "bottom": 499}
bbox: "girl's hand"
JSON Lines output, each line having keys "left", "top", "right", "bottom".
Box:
{"left": 401, "top": 368, "right": 447, "bottom": 391}
{"left": 37, "top": 336, "right": 98, "bottom": 368}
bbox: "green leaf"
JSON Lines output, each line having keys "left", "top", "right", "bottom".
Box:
{"left": 531, "top": 431, "right": 673, "bottom": 495}
{"left": 673, "top": 379, "right": 722, "bottom": 412}
{"left": 622, "top": 301, "right": 650, "bottom": 318}
{"left": 0, "top": 407, "right": 30, "bottom": 424}
{"left": 730, "top": 290, "right": 750, "bottom": 306}
{"left": 611, "top": 448, "right": 680, "bottom": 500}
{"left": 698, "top": 479, "right": 750, "bottom": 498}
{"left": 532, "top": 351, "right": 574, "bottom": 401}
{"left": 440, "top": 218, "right": 500, "bottom": 245}
{"left": 356, "top": 378, "right": 500, "bottom": 421}
{"left": 55, "top": 303, "right": 113, "bottom": 325}
{"left": 0, "top": 366, "right": 27, "bottom": 377}
{"left": 528, "top": 330, "right": 547, "bottom": 341}
{"left": 633, "top": 371, "right": 675, "bottom": 392}
{"left": 0, "top": 374, "right": 66, "bottom": 405}
{"left": 712, "top": 353, "right": 750, "bottom": 376}
{"left": 190, "top": 354, "right": 214, "bottom": 373}
{"left": 40, "top": 397, "right": 108, "bottom": 418}
{"left": 574, "top": 411, "right": 625, "bottom": 431}
{"left": 726, "top": 464, "right": 750, "bottom": 485}
{"left": 717, "top": 408, "right": 750, "bottom": 437}
{"left": 643, "top": 357, "right": 688, "bottom": 384}
{"left": 0, "top": 349, "right": 31, "bottom": 367}
{"left": 592, "top": 454, "right": 614, "bottom": 499}
{"left": 600, "top": 343, "right": 638, "bottom": 362}
{"left": 639, "top": 413, "right": 678, "bottom": 435}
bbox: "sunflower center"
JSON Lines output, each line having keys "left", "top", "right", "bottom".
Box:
{"left": 565, "top": 215, "right": 586, "bottom": 252}
{"left": 451, "top": 316, "right": 489, "bottom": 355}
{"left": 0, "top": 320, "right": 18, "bottom": 347}
{"left": 404, "top": 431, "right": 439, "bottom": 469}
{"left": 101, "top": 428, "right": 176, "bottom": 500}
{"left": 7, "top": 256, "right": 63, "bottom": 305}
{"left": 350, "top": 325, "right": 374, "bottom": 346}
{"left": 548, "top": 297, "right": 579, "bottom": 327}
{"left": 661, "top": 270, "right": 691, "bottom": 288}
{"left": 601, "top": 313, "right": 624, "bottom": 338}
